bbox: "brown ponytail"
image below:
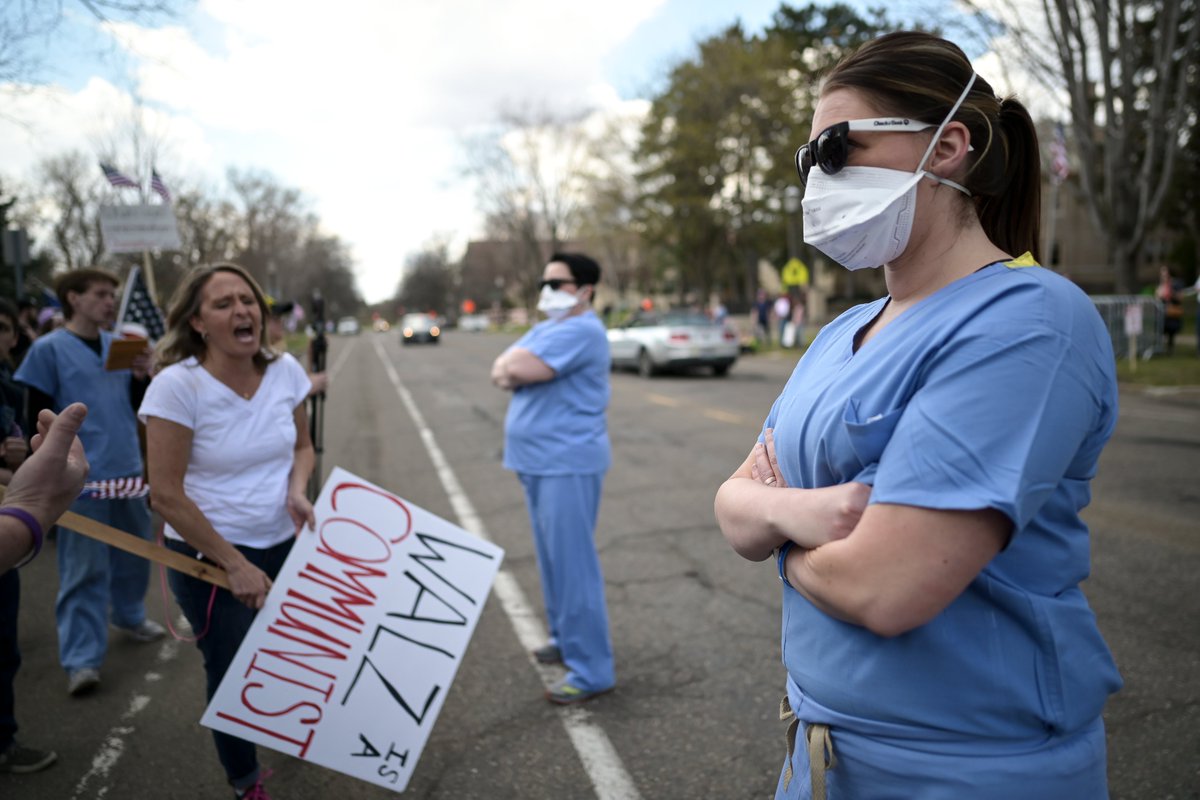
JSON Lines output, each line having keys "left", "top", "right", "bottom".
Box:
{"left": 974, "top": 98, "right": 1041, "bottom": 261}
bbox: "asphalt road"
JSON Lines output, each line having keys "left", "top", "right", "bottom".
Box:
{"left": 4, "top": 330, "right": 1198, "bottom": 799}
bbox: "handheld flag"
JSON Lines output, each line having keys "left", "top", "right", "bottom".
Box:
{"left": 116, "top": 266, "right": 166, "bottom": 340}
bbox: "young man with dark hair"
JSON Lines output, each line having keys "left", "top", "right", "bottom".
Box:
{"left": 491, "top": 252, "right": 616, "bottom": 704}
{"left": 15, "top": 269, "right": 163, "bottom": 698}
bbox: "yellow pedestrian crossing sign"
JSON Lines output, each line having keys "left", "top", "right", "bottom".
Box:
{"left": 782, "top": 258, "right": 809, "bottom": 287}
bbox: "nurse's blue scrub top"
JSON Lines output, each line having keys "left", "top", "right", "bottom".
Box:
{"left": 767, "top": 257, "right": 1122, "bottom": 745}
{"left": 503, "top": 311, "right": 610, "bottom": 476}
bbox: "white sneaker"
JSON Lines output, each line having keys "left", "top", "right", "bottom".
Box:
{"left": 67, "top": 668, "right": 100, "bottom": 696}
{"left": 117, "top": 619, "right": 166, "bottom": 643}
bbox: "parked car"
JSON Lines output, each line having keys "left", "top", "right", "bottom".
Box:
{"left": 458, "top": 313, "right": 490, "bottom": 333}
{"left": 608, "top": 310, "right": 739, "bottom": 377}
{"left": 336, "top": 316, "right": 361, "bottom": 335}
{"left": 400, "top": 313, "right": 440, "bottom": 345}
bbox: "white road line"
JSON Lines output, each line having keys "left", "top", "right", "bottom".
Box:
{"left": 371, "top": 337, "right": 641, "bottom": 800}
{"left": 71, "top": 649, "right": 173, "bottom": 800}
{"left": 328, "top": 336, "right": 355, "bottom": 381}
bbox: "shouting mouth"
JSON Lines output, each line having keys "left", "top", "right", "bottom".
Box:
{"left": 234, "top": 322, "right": 257, "bottom": 343}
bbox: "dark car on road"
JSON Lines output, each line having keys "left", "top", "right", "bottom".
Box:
{"left": 401, "top": 313, "right": 440, "bottom": 345}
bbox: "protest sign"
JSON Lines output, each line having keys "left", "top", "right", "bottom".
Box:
{"left": 98, "top": 204, "right": 182, "bottom": 253}
{"left": 201, "top": 467, "right": 504, "bottom": 792}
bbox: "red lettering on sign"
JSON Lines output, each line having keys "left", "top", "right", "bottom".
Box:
{"left": 331, "top": 482, "right": 413, "bottom": 544}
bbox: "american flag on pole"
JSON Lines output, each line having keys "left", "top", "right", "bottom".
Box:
{"left": 1050, "top": 123, "right": 1070, "bottom": 184}
{"left": 100, "top": 162, "right": 140, "bottom": 190}
{"left": 116, "top": 266, "right": 167, "bottom": 341}
{"left": 150, "top": 168, "right": 172, "bottom": 203}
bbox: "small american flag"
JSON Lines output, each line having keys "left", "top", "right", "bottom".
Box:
{"left": 117, "top": 266, "right": 167, "bottom": 340}
{"left": 100, "top": 162, "right": 139, "bottom": 190}
{"left": 80, "top": 475, "right": 150, "bottom": 500}
{"left": 1050, "top": 124, "right": 1070, "bottom": 184}
{"left": 150, "top": 168, "right": 172, "bottom": 203}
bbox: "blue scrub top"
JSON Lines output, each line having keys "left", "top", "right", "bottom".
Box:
{"left": 767, "top": 258, "right": 1122, "bottom": 744}
{"left": 503, "top": 311, "right": 611, "bottom": 476}
{"left": 15, "top": 328, "right": 143, "bottom": 480}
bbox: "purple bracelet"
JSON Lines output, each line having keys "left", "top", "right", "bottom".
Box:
{"left": 0, "top": 507, "right": 44, "bottom": 567}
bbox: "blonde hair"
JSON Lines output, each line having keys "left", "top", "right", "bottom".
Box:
{"left": 156, "top": 263, "right": 277, "bottom": 371}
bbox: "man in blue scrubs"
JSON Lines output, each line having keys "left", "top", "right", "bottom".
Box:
{"left": 491, "top": 252, "right": 615, "bottom": 704}
{"left": 16, "top": 269, "right": 163, "bottom": 697}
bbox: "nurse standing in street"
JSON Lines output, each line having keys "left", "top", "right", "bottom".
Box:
{"left": 491, "top": 252, "right": 615, "bottom": 705}
{"left": 715, "top": 32, "right": 1121, "bottom": 799}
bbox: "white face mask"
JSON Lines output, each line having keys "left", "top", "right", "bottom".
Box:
{"left": 537, "top": 285, "right": 579, "bottom": 320}
{"left": 802, "top": 73, "right": 977, "bottom": 271}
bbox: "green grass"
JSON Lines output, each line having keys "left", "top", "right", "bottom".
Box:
{"left": 1115, "top": 346, "right": 1200, "bottom": 386}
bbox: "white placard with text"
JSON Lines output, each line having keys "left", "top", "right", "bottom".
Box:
{"left": 200, "top": 467, "right": 504, "bottom": 792}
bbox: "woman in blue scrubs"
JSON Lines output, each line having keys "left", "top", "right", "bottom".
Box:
{"left": 491, "top": 253, "right": 615, "bottom": 705}
{"left": 715, "top": 32, "right": 1121, "bottom": 799}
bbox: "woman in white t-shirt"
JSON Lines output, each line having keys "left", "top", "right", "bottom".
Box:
{"left": 140, "top": 262, "right": 315, "bottom": 800}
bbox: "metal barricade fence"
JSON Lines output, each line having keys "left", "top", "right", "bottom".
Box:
{"left": 1091, "top": 295, "right": 1163, "bottom": 360}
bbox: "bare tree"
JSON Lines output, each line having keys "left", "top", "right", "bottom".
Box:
{"left": 397, "top": 240, "right": 454, "bottom": 316}
{"left": 34, "top": 151, "right": 107, "bottom": 269}
{"left": 965, "top": 0, "right": 1199, "bottom": 291}
{"left": 465, "top": 103, "right": 593, "bottom": 306}
{"left": 1, "top": 1, "right": 186, "bottom": 90}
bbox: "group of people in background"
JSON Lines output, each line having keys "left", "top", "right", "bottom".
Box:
{"left": 753, "top": 288, "right": 808, "bottom": 349}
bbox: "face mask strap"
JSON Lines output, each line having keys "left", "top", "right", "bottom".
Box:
{"left": 915, "top": 72, "right": 978, "bottom": 183}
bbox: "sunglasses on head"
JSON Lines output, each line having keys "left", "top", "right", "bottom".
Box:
{"left": 539, "top": 278, "right": 577, "bottom": 291}
{"left": 794, "top": 118, "right": 937, "bottom": 185}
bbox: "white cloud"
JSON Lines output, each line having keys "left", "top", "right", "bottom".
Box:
{"left": 41, "top": 0, "right": 666, "bottom": 302}
{"left": 0, "top": 78, "right": 214, "bottom": 183}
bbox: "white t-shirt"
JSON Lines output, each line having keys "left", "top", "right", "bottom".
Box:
{"left": 139, "top": 353, "right": 311, "bottom": 548}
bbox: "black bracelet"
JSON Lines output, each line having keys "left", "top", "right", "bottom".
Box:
{"left": 0, "top": 506, "right": 44, "bottom": 568}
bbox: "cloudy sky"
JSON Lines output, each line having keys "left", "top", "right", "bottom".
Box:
{"left": 0, "top": 0, "right": 1053, "bottom": 303}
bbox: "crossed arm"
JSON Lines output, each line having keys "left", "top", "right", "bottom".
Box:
{"left": 714, "top": 429, "right": 1010, "bottom": 637}
{"left": 491, "top": 347, "right": 555, "bottom": 391}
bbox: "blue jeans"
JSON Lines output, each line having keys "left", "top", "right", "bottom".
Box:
{"left": 56, "top": 495, "right": 152, "bottom": 672}
{"left": 518, "top": 472, "right": 614, "bottom": 692}
{"left": 167, "top": 537, "right": 292, "bottom": 790}
{"left": 0, "top": 569, "right": 19, "bottom": 751}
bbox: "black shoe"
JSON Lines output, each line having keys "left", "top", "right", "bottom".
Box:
{"left": 532, "top": 644, "right": 562, "bottom": 664}
{"left": 0, "top": 742, "right": 58, "bottom": 774}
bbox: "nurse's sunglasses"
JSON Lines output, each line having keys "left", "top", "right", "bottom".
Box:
{"left": 795, "top": 118, "right": 936, "bottom": 184}
{"left": 539, "top": 278, "right": 577, "bottom": 291}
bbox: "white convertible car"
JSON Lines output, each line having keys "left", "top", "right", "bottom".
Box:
{"left": 607, "top": 310, "right": 739, "bottom": 377}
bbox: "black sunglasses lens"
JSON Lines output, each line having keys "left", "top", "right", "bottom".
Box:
{"left": 816, "top": 125, "right": 848, "bottom": 176}
{"left": 796, "top": 145, "right": 812, "bottom": 185}
{"left": 540, "top": 279, "right": 570, "bottom": 291}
